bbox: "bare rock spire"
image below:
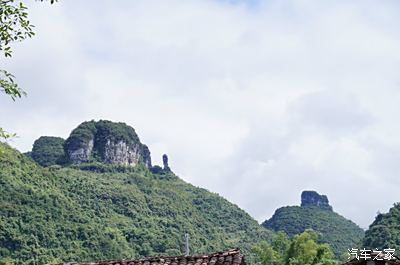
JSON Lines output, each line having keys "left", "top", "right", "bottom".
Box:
{"left": 162, "top": 154, "right": 170, "bottom": 171}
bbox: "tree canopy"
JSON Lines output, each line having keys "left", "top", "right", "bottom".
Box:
{"left": 252, "top": 230, "right": 338, "bottom": 265}
{"left": 363, "top": 203, "right": 400, "bottom": 251}
{"left": 0, "top": 142, "right": 272, "bottom": 264}
{"left": 30, "top": 136, "right": 65, "bottom": 166}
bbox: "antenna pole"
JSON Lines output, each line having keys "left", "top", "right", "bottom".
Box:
{"left": 184, "top": 233, "right": 190, "bottom": 256}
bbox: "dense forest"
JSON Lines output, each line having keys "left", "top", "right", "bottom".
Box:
{"left": 0, "top": 141, "right": 272, "bottom": 265}
{"left": 252, "top": 230, "right": 338, "bottom": 265}
{"left": 363, "top": 203, "right": 400, "bottom": 251}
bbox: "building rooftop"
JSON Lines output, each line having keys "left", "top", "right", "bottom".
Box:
{"left": 52, "top": 249, "right": 245, "bottom": 265}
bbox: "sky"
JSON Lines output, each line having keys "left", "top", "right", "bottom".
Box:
{"left": 1, "top": 0, "right": 400, "bottom": 229}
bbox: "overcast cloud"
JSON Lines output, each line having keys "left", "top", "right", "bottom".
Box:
{"left": 1, "top": 0, "right": 400, "bottom": 229}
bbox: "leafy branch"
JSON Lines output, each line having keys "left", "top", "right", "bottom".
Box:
{"left": 0, "top": 127, "right": 15, "bottom": 139}
{"left": 0, "top": 0, "right": 56, "bottom": 140}
{"left": 0, "top": 0, "right": 34, "bottom": 102}
{"left": 0, "top": 69, "right": 26, "bottom": 100}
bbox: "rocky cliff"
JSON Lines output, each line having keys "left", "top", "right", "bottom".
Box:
{"left": 64, "top": 120, "right": 152, "bottom": 167}
{"left": 301, "top": 190, "right": 332, "bottom": 211}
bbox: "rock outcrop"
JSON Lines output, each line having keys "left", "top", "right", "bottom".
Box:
{"left": 162, "top": 154, "right": 170, "bottom": 171}
{"left": 67, "top": 138, "right": 94, "bottom": 164}
{"left": 64, "top": 120, "right": 152, "bottom": 168}
{"left": 301, "top": 190, "right": 332, "bottom": 211}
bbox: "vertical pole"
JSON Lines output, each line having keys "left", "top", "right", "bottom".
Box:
{"left": 184, "top": 233, "right": 190, "bottom": 256}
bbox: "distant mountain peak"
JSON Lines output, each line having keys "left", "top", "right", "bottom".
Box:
{"left": 301, "top": 190, "right": 332, "bottom": 211}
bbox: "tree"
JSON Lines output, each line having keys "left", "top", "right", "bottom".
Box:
{"left": 252, "top": 230, "right": 338, "bottom": 265}
{"left": 0, "top": 0, "right": 35, "bottom": 99}
{"left": 252, "top": 232, "right": 290, "bottom": 265}
{"left": 0, "top": 0, "right": 56, "bottom": 141}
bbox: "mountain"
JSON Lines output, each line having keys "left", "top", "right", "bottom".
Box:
{"left": 363, "top": 203, "right": 400, "bottom": 250}
{"left": 28, "top": 120, "right": 152, "bottom": 168}
{"left": 262, "top": 191, "right": 364, "bottom": 257}
{"left": 0, "top": 120, "right": 272, "bottom": 265}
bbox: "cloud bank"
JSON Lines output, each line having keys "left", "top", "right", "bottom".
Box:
{"left": 2, "top": 0, "right": 400, "bottom": 228}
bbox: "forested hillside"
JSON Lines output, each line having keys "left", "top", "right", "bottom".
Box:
{"left": 0, "top": 142, "right": 272, "bottom": 265}
{"left": 363, "top": 203, "right": 400, "bottom": 251}
{"left": 262, "top": 191, "right": 364, "bottom": 257}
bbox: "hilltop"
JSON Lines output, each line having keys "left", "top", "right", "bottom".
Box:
{"left": 262, "top": 191, "right": 364, "bottom": 257}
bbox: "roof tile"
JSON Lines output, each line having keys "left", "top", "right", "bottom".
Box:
{"left": 52, "top": 249, "right": 244, "bottom": 265}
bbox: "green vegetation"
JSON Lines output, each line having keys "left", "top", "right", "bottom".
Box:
{"left": 0, "top": 0, "right": 56, "bottom": 100}
{"left": 0, "top": 0, "right": 33, "bottom": 99}
{"left": 0, "top": 0, "right": 30, "bottom": 141}
{"left": 0, "top": 143, "right": 272, "bottom": 265}
{"left": 363, "top": 203, "right": 400, "bottom": 250}
{"left": 252, "top": 230, "right": 338, "bottom": 265}
{"left": 64, "top": 121, "right": 97, "bottom": 152}
{"left": 30, "top": 136, "right": 65, "bottom": 167}
{"left": 262, "top": 206, "right": 364, "bottom": 257}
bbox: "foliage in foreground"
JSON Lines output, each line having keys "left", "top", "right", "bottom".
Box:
{"left": 0, "top": 143, "right": 272, "bottom": 265}
{"left": 252, "top": 230, "right": 338, "bottom": 265}
{"left": 0, "top": 0, "right": 56, "bottom": 140}
{"left": 0, "top": 0, "right": 34, "bottom": 110}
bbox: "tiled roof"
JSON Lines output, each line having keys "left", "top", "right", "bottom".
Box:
{"left": 53, "top": 249, "right": 245, "bottom": 265}
{"left": 342, "top": 252, "right": 400, "bottom": 265}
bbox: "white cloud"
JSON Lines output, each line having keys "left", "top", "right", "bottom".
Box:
{"left": 2, "top": 0, "right": 400, "bottom": 228}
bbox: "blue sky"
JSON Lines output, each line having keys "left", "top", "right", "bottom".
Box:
{"left": 2, "top": 0, "right": 400, "bottom": 229}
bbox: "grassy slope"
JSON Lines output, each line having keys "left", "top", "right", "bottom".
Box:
{"left": 0, "top": 143, "right": 272, "bottom": 265}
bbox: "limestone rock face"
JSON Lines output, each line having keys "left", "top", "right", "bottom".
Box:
{"left": 103, "top": 139, "right": 145, "bottom": 166}
{"left": 67, "top": 139, "right": 94, "bottom": 164}
{"left": 301, "top": 190, "right": 332, "bottom": 211}
{"left": 64, "top": 120, "right": 152, "bottom": 168}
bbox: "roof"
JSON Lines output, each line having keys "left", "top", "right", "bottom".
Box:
{"left": 53, "top": 249, "right": 245, "bottom": 265}
{"left": 342, "top": 251, "right": 400, "bottom": 265}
